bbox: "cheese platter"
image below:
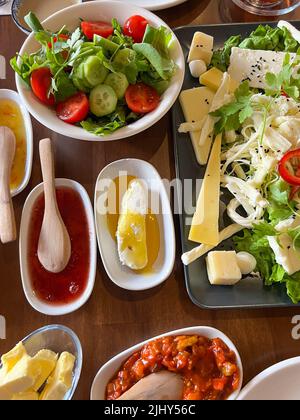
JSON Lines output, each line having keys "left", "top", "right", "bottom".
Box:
{"left": 173, "top": 22, "right": 300, "bottom": 309}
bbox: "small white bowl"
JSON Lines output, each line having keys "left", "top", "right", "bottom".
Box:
{"left": 16, "top": 1, "right": 185, "bottom": 142}
{"left": 0, "top": 89, "right": 33, "bottom": 197}
{"left": 94, "top": 158, "right": 176, "bottom": 291}
{"left": 238, "top": 357, "right": 300, "bottom": 400}
{"left": 91, "top": 326, "right": 243, "bottom": 400}
{"left": 19, "top": 178, "right": 97, "bottom": 316}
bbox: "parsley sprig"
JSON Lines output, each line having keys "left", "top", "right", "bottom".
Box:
{"left": 211, "top": 81, "right": 254, "bottom": 134}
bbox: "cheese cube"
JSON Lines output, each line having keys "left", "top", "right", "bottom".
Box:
{"left": 200, "top": 67, "right": 239, "bottom": 93}
{"left": 188, "top": 32, "right": 214, "bottom": 64}
{"left": 206, "top": 251, "right": 242, "bottom": 285}
{"left": 179, "top": 87, "right": 215, "bottom": 165}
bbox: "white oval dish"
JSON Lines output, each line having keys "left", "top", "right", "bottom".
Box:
{"left": 114, "top": 0, "right": 188, "bottom": 11}
{"left": 19, "top": 178, "right": 97, "bottom": 316}
{"left": 0, "top": 89, "right": 33, "bottom": 197}
{"left": 238, "top": 357, "right": 300, "bottom": 400}
{"left": 90, "top": 326, "right": 243, "bottom": 400}
{"left": 94, "top": 158, "right": 175, "bottom": 291}
{"left": 16, "top": 1, "right": 185, "bottom": 142}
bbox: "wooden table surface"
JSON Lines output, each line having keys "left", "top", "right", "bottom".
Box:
{"left": 1, "top": 0, "right": 300, "bottom": 401}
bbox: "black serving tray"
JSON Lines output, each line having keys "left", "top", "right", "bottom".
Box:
{"left": 172, "top": 22, "right": 300, "bottom": 309}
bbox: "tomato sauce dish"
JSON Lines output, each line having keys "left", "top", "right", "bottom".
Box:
{"left": 19, "top": 179, "right": 97, "bottom": 316}
{"left": 90, "top": 326, "right": 243, "bottom": 400}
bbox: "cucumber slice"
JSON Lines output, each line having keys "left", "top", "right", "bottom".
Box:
{"left": 72, "top": 63, "right": 92, "bottom": 92}
{"left": 89, "top": 84, "right": 118, "bottom": 117}
{"left": 105, "top": 72, "right": 129, "bottom": 100}
{"left": 113, "top": 48, "right": 136, "bottom": 72}
{"left": 84, "top": 56, "right": 109, "bottom": 88}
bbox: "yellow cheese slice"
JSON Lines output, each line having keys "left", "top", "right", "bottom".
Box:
{"left": 200, "top": 67, "right": 239, "bottom": 93}
{"left": 179, "top": 87, "right": 215, "bottom": 165}
{"left": 189, "top": 134, "right": 222, "bottom": 246}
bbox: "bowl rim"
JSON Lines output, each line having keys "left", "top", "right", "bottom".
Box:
{"left": 15, "top": 0, "right": 185, "bottom": 142}
{"left": 237, "top": 356, "right": 300, "bottom": 400}
{"left": 0, "top": 89, "right": 33, "bottom": 197}
{"left": 90, "top": 325, "right": 244, "bottom": 400}
{"left": 94, "top": 158, "right": 176, "bottom": 291}
{"left": 19, "top": 178, "right": 97, "bottom": 316}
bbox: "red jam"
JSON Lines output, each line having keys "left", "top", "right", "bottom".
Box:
{"left": 28, "top": 187, "right": 90, "bottom": 305}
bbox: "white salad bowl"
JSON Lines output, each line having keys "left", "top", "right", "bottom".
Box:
{"left": 19, "top": 178, "right": 97, "bottom": 316}
{"left": 90, "top": 326, "right": 243, "bottom": 400}
{"left": 94, "top": 158, "right": 176, "bottom": 291}
{"left": 15, "top": 1, "right": 185, "bottom": 142}
{"left": 0, "top": 89, "right": 33, "bottom": 197}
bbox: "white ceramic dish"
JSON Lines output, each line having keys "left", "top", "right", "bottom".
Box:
{"left": 90, "top": 326, "right": 243, "bottom": 400}
{"left": 19, "top": 178, "right": 97, "bottom": 316}
{"left": 238, "top": 357, "right": 300, "bottom": 400}
{"left": 0, "top": 89, "right": 33, "bottom": 197}
{"left": 16, "top": 1, "right": 185, "bottom": 142}
{"left": 114, "top": 0, "right": 188, "bottom": 11}
{"left": 94, "top": 158, "right": 175, "bottom": 291}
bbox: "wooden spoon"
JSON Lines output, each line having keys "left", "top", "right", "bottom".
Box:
{"left": 118, "top": 371, "right": 183, "bottom": 400}
{"left": 37, "top": 138, "right": 71, "bottom": 273}
{"left": 0, "top": 127, "right": 17, "bottom": 244}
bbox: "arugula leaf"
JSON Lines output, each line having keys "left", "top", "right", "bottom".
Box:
{"left": 10, "top": 54, "right": 46, "bottom": 85}
{"left": 211, "top": 81, "right": 254, "bottom": 133}
{"left": 52, "top": 71, "right": 77, "bottom": 102}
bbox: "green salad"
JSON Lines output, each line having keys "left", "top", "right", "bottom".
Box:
{"left": 11, "top": 12, "right": 176, "bottom": 136}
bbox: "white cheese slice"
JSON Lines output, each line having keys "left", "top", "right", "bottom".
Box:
{"left": 268, "top": 234, "right": 300, "bottom": 276}
{"left": 228, "top": 47, "right": 297, "bottom": 89}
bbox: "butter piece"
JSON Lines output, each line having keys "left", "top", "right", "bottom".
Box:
{"left": 32, "top": 350, "right": 58, "bottom": 391}
{"left": 1, "top": 342, "right": 27, "bottom": 374}
{"left": 0, "top": 355, "right": 39, "bottom": 400}
{"left": 11, "top": 390, "right": 39, "bottom": 400}
{"left": 40, "top": 352, "right": 75, "bottom": 401}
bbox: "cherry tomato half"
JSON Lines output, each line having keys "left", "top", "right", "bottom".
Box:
{"left": 278, "top": 149, "right": 300, "bottom": 186}
{"left": 56, "top": 92, "right": 89, "bottom": 124}
{"left": 125, "top": 83, "right": 160, "bottom": 114}
{"left": 30, "top": 68, "right": 55, "bottom": 106}
{"left": 81, "top": 21, "right": 113, "bottom": 40}
{"left": 123, "top": 15, "right": 148, "bottom": 43}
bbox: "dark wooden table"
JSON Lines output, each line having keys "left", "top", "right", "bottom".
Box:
{"left": 1, "top": 0, "right": 300, "bottom": 401}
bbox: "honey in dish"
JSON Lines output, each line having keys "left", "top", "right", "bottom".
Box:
{"left": 107, "top": 176, "right": 160, "bottom": 274}
{"left": 0, "top": 99, "right": 26, "bottom": 191}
